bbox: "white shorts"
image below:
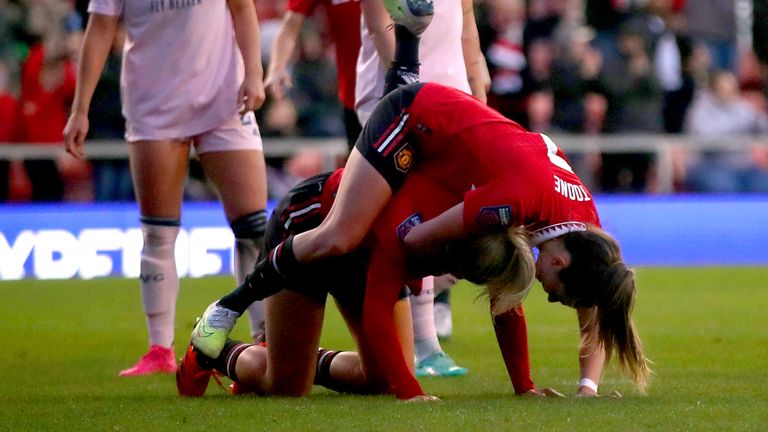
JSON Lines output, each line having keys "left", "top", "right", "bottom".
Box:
{"left": 126, "top": 112, "right": 263, "bottom": 154}
{"left": 193, "top": 111, "right": 263, "bottom": 154}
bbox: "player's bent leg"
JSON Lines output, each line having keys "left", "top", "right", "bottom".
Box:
{"left": 262, "top": 289, "right": 325, "bottom": 396}
{"left": 293, "top": 149, "right": 393, "bottom": 262}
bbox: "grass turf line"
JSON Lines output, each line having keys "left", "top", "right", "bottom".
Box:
{"left": 0, "top": 267, "right": 766, "bottom": 431}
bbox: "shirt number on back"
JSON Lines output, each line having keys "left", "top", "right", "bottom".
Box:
{"left": 541, "top": 134, "right": 574, "bottom": 173}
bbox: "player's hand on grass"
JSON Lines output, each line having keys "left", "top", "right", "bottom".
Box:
{"left": 575, "top": 388, "right": 623, "bottom": 398}
{"left": 576, "top": 385, "right": 598, "bottom": 397}
{"left": 523, "top": 387, "right": 566, "bottom": 398}
{"left": 402, "top": 394, "right": 440, "bottom": 403}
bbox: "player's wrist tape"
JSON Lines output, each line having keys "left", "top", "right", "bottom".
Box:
{"left": 578, "top": 378, "right": 598, "bottom": 393}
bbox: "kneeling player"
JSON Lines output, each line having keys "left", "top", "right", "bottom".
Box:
{"left": 177, "top": 170, "right": 414, "bottom": 397}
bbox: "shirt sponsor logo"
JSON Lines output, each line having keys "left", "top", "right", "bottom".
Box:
{"left": 150, "top": 0, "right": 201, "bottom": 13}
{"left": 396, "top": 213, "right": 423, "bottom": 240}
{"left": 553, "top": 175, "right": 591, "bottom": 202}
{"left": 477, "top": 205, "right": 512, "bottom": 226}
{"left": 394, "top": 145, "right": 414, "bottom": 173}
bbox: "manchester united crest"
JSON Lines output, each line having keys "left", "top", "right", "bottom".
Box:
{"left": 394, "top": 145, "right": 413, "bottom": 173}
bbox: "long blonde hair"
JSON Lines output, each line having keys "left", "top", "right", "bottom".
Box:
{"left": 456, "top": 226, "right": 536, "bottom": 316}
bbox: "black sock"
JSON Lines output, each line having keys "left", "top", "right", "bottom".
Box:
{"left": 270, "top": 235, "right": 301, "bottom": 277}
{"left": 383, "top": 24, "right": 421, "bottom": 95}
{"left": 219, "top": 236, "right": 301, "bottom": 312}
{"left": 208, "top": 340, "right": 254, "bottom": 382}
{"left": 393, "top": 24, "right": 420, "bottom": 68}
{"left": 314, "top": 348, "right": 343, "bottom": 388}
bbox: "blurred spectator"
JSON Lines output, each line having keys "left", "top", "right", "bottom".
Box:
{"left": 0, "top": 0, "right": 27, "bottom": 91}
{"left": 0, "top": 60, "right": 18, "bottom": 200}
{"left": 477, "top": 0, "right": 530, "bottom": 125}
{"left": 648, "top": 0, "right": 697, "bottom": 133}
{"left": 88, "top": 25, "right": 132, "bottom": 201}
{"left": 686, "top": 71, "right": 768, "bottom": 135}
{"left": 683, "top": 0, "right": 738, "bottom": 73}
{"left": 523, "top": 0, "right": 562, "bottom": 49}
{"left": 17, "top": 43, "right": 76, "bottom": 201}
{"left": 754, "top": 0, "right": 768, "bottom": 98}
{"left": 593, "top": 18, "right": 664, "bottom": 192}
{"left": 682, "top": 70, "right": 768, "bottom": 192}
{"left": 549, "top": 26, "right": 602, "bottom": 132}
{"left": 583, "top": 0, "right": 637, "bottom": 61}
{"left": 522, "top": 38, "right": 555, "bottom": 131}
{"left": 290, "top": 24, "right": 345, "bottom": 137}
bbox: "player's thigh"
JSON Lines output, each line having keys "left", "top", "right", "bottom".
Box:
{"left": 264, "top": 289, "right": 325, "bottom": 395}
{"left": 294, "top": 149, "right": 392, "bottom": 259}
{"left": 128, "top": 139, "right": 190, "bottom": 218}
{"left": 198, "top": 149, "right": 268, "bottom": 220}
{"left": 195, "top": 113, "right": 267, "bottom": 221}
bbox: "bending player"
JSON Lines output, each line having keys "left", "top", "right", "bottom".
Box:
{"left": 191, "top": 80, "right": 652, "bottom": 398}
{"left": 177, "top": 169, "right": 552, "bottom": 398}
{"left": 357, "top": 0, "right": 489, "bottom": 377}
{"left": 190, "top": 4, "right": 651, "bottom": 397}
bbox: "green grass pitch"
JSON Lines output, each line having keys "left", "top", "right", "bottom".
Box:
{"left": 1, "top": 267, "right": 766, "bottom": 431}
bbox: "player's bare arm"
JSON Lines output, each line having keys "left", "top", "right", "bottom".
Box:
{"left": 264, "top": 11, "right": 306, "bottom": 100}
{"left": 460, "top": 0, "right": 489, "bottom": 102}
{"left": 228, "top": 0, "right": 265, "bottom": 112}
{"left": 577, "top": 306, "right": 606, "bottom": 397}
{"left": 63, "top": 13, "right": 119, "bottom": 159}
{"left": 402, "top": 202, "right": 466, "bottom": 257}
{"left": 361, "top": 0, "right": 396, "bottom": 67}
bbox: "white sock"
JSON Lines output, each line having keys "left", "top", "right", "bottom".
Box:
{"left": 140, "top": 221, "right": 180, "bottom": 348}
{"left": 410, "top": 276, "right": 442, "bottom": 362}
{"left": 235, "top": 237, "right": 265, "bottom": 340}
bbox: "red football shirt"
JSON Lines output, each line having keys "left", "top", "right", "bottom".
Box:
{"left": 359, "top": 83, "right": 602, "bottom": 398}
{"left": 287, "top": 0, "right": 361, "bottom": 109}
{"left": 402, "top": 83, "right": 600, "bottom": 232}
{"left": 367, "top": 172, "right": 536, "bottom": 399}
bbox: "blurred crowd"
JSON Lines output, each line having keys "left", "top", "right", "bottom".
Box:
{"left": 2, "top": 0, "right": 768, "bottom": 202}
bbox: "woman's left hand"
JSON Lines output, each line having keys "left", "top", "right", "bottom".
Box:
{"left": 239, "top": 76, "right": 266, "bottom": 113}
